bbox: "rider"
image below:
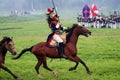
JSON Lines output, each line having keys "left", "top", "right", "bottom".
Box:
{"left": 46, "top": 8, "right": 67, "bottom": 58}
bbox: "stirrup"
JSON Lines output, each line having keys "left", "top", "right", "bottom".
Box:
{"left": 60, "top": 54, "right": 67, "bottom": 59}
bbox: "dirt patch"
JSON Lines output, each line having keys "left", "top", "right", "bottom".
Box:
{"left": 0, "top": 28, "right": 22, "bottom": 30}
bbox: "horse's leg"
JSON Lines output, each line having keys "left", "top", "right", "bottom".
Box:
{"left": 69, "top": 62, "right": 79, "bottom": 71}
{"left": 42, "top": 56, "right": 58, "bottom": 76}
{"left": 67, "top": 56, "right": 79, "bottom": 71}
{"left": 68, "top": 56, "right": 90, "bottom": 74}
{"left": 35, "top": 56, "right": 43, "bottom": 76}
{"left": 75, "top": 56, "right": 91, "bottom": 74}
{"left": 0, "top": 63, "right": 19, "bottom": 80}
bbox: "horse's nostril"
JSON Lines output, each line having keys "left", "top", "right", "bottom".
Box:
{"left": 13, "top": 52, "right": 17, "bottom": 55}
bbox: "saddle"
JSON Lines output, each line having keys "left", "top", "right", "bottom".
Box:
{"left": 46, "top": 32, "right": 67, "bottom": 47}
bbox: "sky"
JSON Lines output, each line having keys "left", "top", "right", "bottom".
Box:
{"left": 0, "top": 0, "right": 120, "bottom": 16}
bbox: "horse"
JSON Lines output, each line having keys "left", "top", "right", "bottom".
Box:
{"left": 13, "top": 24, "right": 91, "bottom": 76}
{"left": 0, "top": 36, "right": 19, "bottom": 80}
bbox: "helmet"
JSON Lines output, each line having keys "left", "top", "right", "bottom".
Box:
{"left": 47, "top": 8, "right": 56, "bottom": 19}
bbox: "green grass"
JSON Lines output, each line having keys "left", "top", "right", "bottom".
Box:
{"left": 0, "top": 20, "right": 120, "bottom": 80}
{"left": 0, "top": 15, "right": 45, "bottom": 23}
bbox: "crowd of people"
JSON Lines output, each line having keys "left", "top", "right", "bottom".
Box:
{"left": 77, "top": 13, "right": 120, "bottom": 29}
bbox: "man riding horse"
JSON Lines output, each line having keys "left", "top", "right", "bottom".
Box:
{"left": 46, "top": 8, "right": 67, "bottom": 58}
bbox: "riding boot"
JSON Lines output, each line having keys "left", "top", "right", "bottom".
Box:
{"left": 57, "top": 42, "right": 67, "bottom": 58}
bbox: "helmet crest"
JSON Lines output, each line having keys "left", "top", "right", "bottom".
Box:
{"left": 47, "top": 8, "right": 53, "bottom": 13}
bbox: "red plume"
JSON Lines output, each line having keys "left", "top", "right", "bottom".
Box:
{"left": 47, "top": 8, "right": 53, "bottom": 13}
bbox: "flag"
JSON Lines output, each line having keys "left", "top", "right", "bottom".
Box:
{"left": 82, "top": 4, "right": 90, "bottom": 19}
{"left": 90, "top": 4, "right": 99, "bottom": 18}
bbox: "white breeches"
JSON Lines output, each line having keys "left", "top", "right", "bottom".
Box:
{"left": 53, "top": 34, "right": 63, "bottom": 43}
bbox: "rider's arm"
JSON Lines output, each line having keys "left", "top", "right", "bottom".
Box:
{"left": 60, "top": 26, "right": 68, "bottom": 31}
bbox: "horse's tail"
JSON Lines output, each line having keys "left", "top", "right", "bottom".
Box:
{"left": 13, "top": 46, "right": 33, "bottom": 59}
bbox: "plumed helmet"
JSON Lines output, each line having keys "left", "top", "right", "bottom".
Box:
{"left": 47, "top": 8, "right": 56, "bottom": 19}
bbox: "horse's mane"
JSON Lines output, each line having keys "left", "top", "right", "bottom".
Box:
{"left": 0, "top": 37, "right": 12, "bottom": 53}
{"left": 0, "top": 36, "right": 12, "bottom": 44}
{"left": 66, "top": 24, "right": 78, "bottom": 43}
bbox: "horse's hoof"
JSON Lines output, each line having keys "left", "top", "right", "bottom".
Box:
{"left": 69, "top": 67, "right": 75, "bottom": 71}
{"left": 52, "top": 71, "right": 58, "bottom": 76}
{"left": 87, "top": 71, "right": 91, "bottom": 75}
{"left": 38, "top": 74, "right": 43, "bottom": 78}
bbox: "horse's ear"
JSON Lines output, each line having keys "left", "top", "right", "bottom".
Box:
{"left": 11, "top": 36, "right": 13, "bottom": 40}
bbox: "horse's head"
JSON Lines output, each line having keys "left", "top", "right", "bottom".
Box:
{"left": 1, "top": 36, "right": 17, "bottom": 55}
{"left": 74, "top": 24, "right": 91, "bottom": 37}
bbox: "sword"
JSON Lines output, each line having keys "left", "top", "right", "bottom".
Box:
{"left": 51, "top": 0, "right": 60, "bottom": 22}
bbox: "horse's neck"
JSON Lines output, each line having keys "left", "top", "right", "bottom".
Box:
{"left": 0, "top": 46, "right": 7, "bottom": 57}
{"left": 69, "top": 33, "right": 79, "bottom": 46}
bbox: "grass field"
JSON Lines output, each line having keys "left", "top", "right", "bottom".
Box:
{"left": 0, "top": 19, "right": 120, "bottom": 80}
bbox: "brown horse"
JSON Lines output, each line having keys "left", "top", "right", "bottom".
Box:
{"left": 0, "top": 36, "right": 18, "bottom": 80}
{"left": 13, "top": 24, "right": 91, "bottom": 76}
